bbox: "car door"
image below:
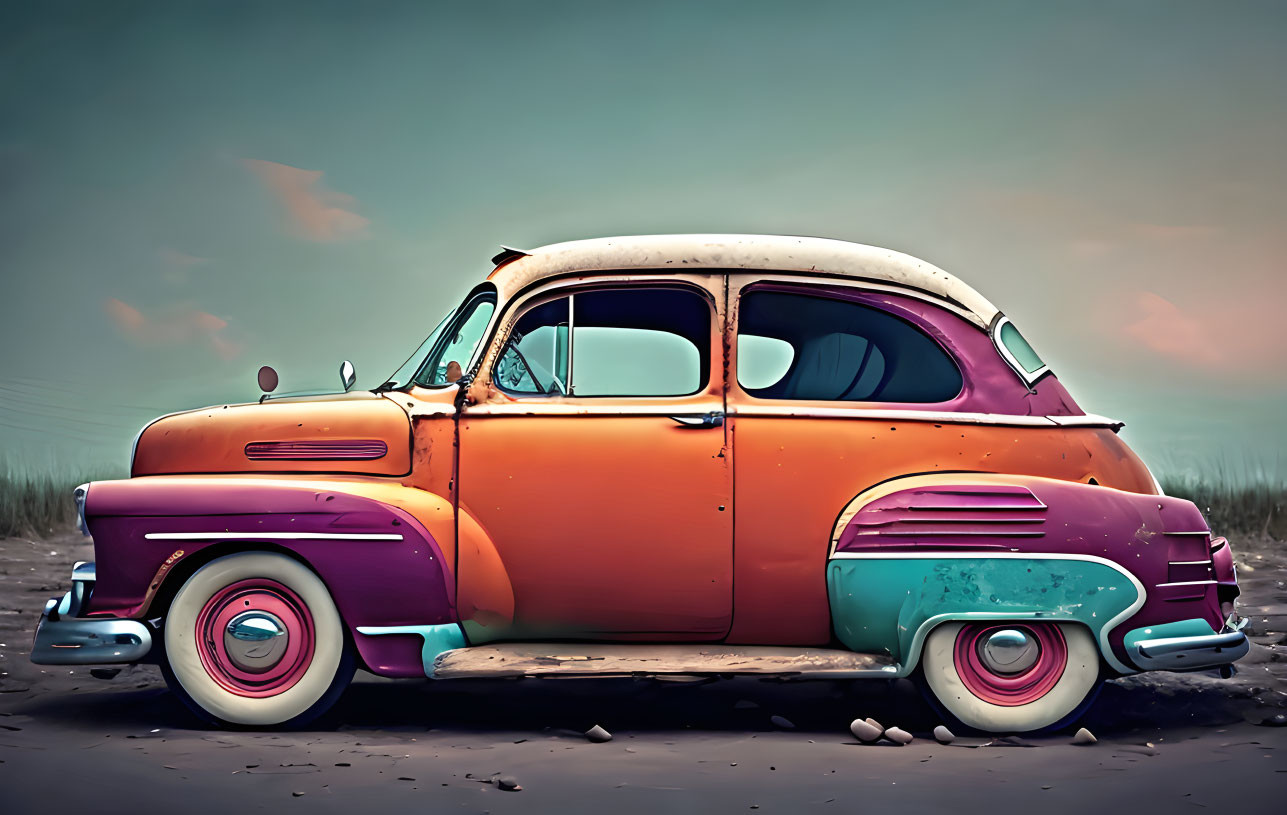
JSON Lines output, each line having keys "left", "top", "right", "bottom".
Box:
{"left": 457, "top": 278, "right": 733, "bottom": 641}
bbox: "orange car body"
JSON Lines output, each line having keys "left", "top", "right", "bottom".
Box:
{"left": 124, "top": 236, "right": 1158, "bottom": 652}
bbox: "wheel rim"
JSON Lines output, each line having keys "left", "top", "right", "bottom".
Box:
{"left": 953, "top": 623, "right": 1067, "bottom": 706}
{"left": 194, "top": 578, "right": 315, "bottom": 698}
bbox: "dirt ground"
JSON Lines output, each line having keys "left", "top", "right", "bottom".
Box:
{"left": 1, "top": 528, "right": 1284, "bottom": 814}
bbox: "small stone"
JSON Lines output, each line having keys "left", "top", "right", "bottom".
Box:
{"left": 933, "top": 725, "right": 955, "bottom": 744}
{"left": 864, "top": 717, "right": 884, "bottom": 732}
{"left": 497, "top": 775, "right": 521, "bottom": 791}
{"left": 585, "top": 724, "right": 613, "bottom": 742}
{"left": 90, "top": 668, "right": 121, "bottom": 680}
{"left": 733, "top": 699, "right": 760, "bottom": 710}
{"left": 1257, "top": 713, "right": 1287, "bottom": 727}
{"left": 770, "top": 715, "right": 795, "bottom": 730}
{"left": 291, "top": 792, "right": 305, "bottom": 797}
{"left": 1072, "top": 727, "right": 1097, "bottom": 745}
{"left": 884, "top": 727, "right": 913, "bottom": 745}
{"left": 849, "top": 719, "right": 882, "bottom": 743}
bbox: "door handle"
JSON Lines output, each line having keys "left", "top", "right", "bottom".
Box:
{"left": 669, "top": 411, "right": 724, "bottom": 428}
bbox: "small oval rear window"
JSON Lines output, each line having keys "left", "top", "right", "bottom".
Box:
{"left": 998, "top": 320, "right": 1046, "bottom": 375}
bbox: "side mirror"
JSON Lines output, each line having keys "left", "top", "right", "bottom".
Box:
{"left": 257, "top": 365, "right": 279, "bottom": 393}
{"left": 339, "top": 360, "right": 356, "bottom": 392}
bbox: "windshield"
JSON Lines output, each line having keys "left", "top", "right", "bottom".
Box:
{"left": 382, "top": 290, "right": 498, "bottom": 390}
{"left": 382, "top": 309, "right": 456, "bottom": 389}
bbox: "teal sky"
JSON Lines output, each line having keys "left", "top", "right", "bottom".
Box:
{"left": 1, "top": 1, "right": 1284, "bottom": 479}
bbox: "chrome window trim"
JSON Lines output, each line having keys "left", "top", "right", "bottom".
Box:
{"left": 991, "top": 314, "right": 1051, "bottom": 387}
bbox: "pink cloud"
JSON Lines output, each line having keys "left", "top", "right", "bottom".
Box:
{"left": 242, "top": 159, "right": 369, "bottom": 242}
{"left": 1113, "top": 290, "right": 1287, "bottom": 379}
{"left": 157, "top": 248, "right": 211, "bottom": 268}
{"left": 104, "top": 298, "right": 244, "bottom": 360}
{"left": 1121, "top": 292, "right": 1222, "bottom": 367}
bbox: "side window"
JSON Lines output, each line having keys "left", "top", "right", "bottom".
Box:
{"left": 736, "top": 290, "right": 962, "bottom": 403}
{"left": 414, "top": 294, "right": 496, "bottom": 386}
{"left": 494, "top": 288, "right": 710, "bottom": 398}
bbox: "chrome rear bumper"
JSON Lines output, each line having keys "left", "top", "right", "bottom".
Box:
{"left": 1127, "top": 617, "right": 1250, "bottom": 672}
{"left": 30, "top": 562, "right": 152, "bottom": 665}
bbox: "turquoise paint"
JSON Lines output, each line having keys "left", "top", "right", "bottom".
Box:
{"left": 1122, "top": 618, "right": 1216, "bottom": 651}
{"left": 827, "top": 556, "right": 1141, "bottom": 673}
{"left": 355, "top": 623, "right": 467, "bottom": 676}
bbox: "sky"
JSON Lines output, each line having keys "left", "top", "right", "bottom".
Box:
{"left": 1, "top": 1, "right": 1284, "bottom": 479}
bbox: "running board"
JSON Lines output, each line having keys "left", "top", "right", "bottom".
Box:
{"left": 431, "top": 643, "right": 897, "bottom": 679}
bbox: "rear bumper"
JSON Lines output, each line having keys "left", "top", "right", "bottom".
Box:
{"left": 1125, "top": 617, "right": 1249, "bottom": 672}
{"left": 30, "top": 562, "right": 153, "bottom": 665}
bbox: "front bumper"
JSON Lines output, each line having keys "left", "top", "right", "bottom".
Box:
{"left": 1125, "top": 616, "right": 1250, "bottom": 672}
{"left": 30, "top": 562, "right": 152, "bottom": 665}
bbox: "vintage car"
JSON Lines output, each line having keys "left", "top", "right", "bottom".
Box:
{"left": 32, "top": 235, "right": 1248, "bottom": 732}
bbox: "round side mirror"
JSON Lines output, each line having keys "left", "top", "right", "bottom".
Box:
{"left": 257, "top": 365, "right": 279, "bottom": 393}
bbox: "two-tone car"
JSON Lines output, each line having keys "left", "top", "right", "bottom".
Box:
{"left": 33, "top": 234, "right": 1248, "bottom": 731}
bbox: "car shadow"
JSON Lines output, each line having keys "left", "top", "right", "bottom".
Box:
{"left": 15, "top": 669, "right": 1255, "bottom": 738}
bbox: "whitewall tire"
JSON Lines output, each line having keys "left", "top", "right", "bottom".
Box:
{"left": 921, "top": 621, "right": 1100, "bottom": 733}
{"left": 162, "top": 552, "right": 353, "bottom": 727}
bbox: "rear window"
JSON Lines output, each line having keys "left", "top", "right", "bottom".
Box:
{"left": 736, "top": 290, "right": 962, "bottom": 403}
{"left": 994, "top": 317, "right": 1048, "bottom": 383}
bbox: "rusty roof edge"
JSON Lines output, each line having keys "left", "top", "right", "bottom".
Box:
{"left": 486, "top": 234, "right": 1001, "bottom": 328}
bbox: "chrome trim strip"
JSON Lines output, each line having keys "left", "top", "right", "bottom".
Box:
{"left": 1169, "top": 560, "right": 1213, "bottom": 566}
{"left": 464, "top": 401, "right": 725, "bottom": 418}
{"left": 1155, "top": 579, "right": 1217, "bottom": 587}
{"left": 828, "top": 550, "right": 1147, "bottom": 675}
{"left": 729, "top": 404, "right": 1123, "bottom": 428}
{"left": 143, "top": 532, "right": 404, "bottom": 542}
{"left": 1162, "top": 530, "right": 1212, "bottom": 537}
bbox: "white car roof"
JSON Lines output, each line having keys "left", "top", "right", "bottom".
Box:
{"left": 488, "top": 234, "right": 1000, "bottom": 328}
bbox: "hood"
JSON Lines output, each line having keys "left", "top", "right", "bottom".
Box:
{"left": 131, "top": 392, "right": 412, "bottom": 477}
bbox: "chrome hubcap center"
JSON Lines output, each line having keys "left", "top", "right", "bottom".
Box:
{"left": 979, "top": 628, "right": 1040, "bottom": 674}
{"left": 224, "top": 611, "right": 289, "bottom": 673}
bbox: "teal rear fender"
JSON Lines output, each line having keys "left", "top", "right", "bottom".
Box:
{"left": 827, "top": 553, "right": 1145, "bottom": 675}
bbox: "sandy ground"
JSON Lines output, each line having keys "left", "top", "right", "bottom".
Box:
{"left": 1, "top": 528, "right": 1284, "bottom": 814}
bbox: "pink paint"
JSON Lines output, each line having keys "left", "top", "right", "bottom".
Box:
{"left": 836, "top": 477, "right": 1227, "bottom": 669}
{"left": 954, "top": 622, "right": 1067, "bottom": 706}
{"left": 194, "top": 579, "right": 315, "bottom": 698}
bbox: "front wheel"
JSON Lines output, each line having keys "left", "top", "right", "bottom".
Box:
{"left": 920, "top": 621, "right": 1100, "bottom": 733}
{"left": 161, "top": 552, "right": 354, "bottom": 727}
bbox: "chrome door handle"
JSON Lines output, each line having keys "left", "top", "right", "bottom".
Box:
{"left": 669, "top": 411, "right": 724, "bottom": 428}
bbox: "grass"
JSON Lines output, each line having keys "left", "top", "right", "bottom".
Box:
{"left": 0, "top": 464, "right": 1283, "bottom": 540}
{"left": 1161, "top": 476, "right": 1285, "bottom": 539}
{"left": 0, "top": 466, "right": 120, "bottom": 539}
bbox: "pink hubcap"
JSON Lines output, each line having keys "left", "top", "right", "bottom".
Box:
{"left": 953, "top": 623, "right": 1067, "bottom": 706}
{"left": 195, "top": 579, "right": 315, "bottom": 698}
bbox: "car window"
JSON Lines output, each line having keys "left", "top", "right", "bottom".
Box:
{"left": 736, "top": 290, "right": 962, "bottom": 402}
{"left": 494, "top": 287, "right": 710, "bottom": 397}
{"left": 998, "top": 319, "right": 1045, "bottom": 374}
{"left": 413, "top": 293, "right": 496, "bottom": 386}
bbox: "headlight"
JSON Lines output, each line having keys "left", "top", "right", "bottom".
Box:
{"left": 74, "top": 483, "right": 90, "bottom": 537}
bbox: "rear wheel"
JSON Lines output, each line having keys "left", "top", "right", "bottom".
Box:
{"left": 920, "top": 621, "right": 1100, "bottom": 733}
{"left": 161, "top": 552, "right": 354, "bottom": 727}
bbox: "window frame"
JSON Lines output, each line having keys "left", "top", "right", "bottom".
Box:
{"left": 408, "top": 287, "right": 499, "bottom": 389}
{"left": 989, "top": 314, "right": 1051, "bottom": 388}
{"left": 731, "top": 281, "right": 966, "bottom": 406}
{"left": 487, "top": 280, "right": 719, "bottom": 401}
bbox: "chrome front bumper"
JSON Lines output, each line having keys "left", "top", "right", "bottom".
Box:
{"left": 1127, "top": 617, "right": 1250, "bottom": 672}
{"left": 30, "top": 562, "right": 152, "bottom": 665}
